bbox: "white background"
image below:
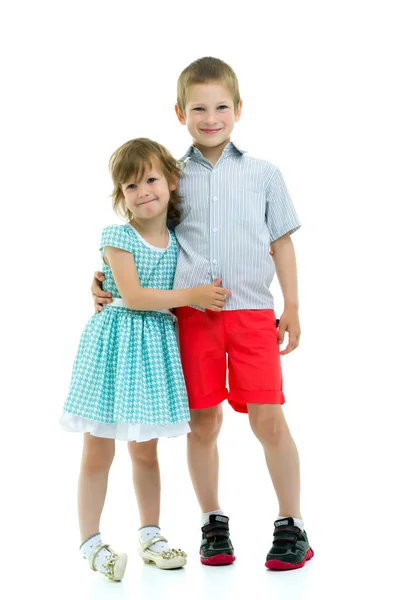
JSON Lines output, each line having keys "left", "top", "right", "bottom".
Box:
{"left": 1, "top": 1, "right": 399, "bottom": 598}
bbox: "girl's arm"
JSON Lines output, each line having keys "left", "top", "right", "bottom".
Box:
{"left": 104, "top": 246, "right": 230, "bottom": 311}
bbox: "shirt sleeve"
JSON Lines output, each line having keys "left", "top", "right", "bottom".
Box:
{"left": 100, "top": 225, "right": 133, "bottom": 256}
{"left": 265, "top": 167, "right": 301, "bottom": 242}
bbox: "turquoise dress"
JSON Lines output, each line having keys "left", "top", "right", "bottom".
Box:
{"left": 60, "top": 224, "right": 190, "bottom": 442}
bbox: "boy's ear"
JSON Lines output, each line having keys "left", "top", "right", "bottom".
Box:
{"left": 175, "top": 103, "right": 186, "bottom": 125}
{"left": 235, "top": 99, "right": 243, "bottom": 123}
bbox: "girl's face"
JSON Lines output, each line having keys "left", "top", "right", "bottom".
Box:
{"left": 121, "top": 164, "right": 175, "bottom": 223}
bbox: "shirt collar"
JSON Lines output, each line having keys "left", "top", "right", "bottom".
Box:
{"left": 180, "top": 141, "right": 246, "bottom": 161}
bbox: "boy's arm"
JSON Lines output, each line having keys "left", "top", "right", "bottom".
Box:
{"left": 91, "top": 271, "right": 113, "bottom": 313}
{"left": 270, "top": 233, "right": 301, "bottom": 355}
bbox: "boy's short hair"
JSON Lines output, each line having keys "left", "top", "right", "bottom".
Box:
{"left": 109, "top": 137, "right": 182, "bottom": 226}
{"left": 177, "top": 57, "right": 241, "bottom": 113}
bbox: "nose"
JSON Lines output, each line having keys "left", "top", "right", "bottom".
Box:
{"left": 203, "top": 110, "right": 218, "bottom": 125}
{"left": 137, "top": 186, "right": 150, "bottom": 199}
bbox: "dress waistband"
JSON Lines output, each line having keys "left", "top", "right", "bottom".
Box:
{"left": 108, "top": 297, "right": 176, "bottom": 320}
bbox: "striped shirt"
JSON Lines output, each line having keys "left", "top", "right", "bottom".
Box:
{"left": 173, "top": 142, "right": 300, "bottom": 310}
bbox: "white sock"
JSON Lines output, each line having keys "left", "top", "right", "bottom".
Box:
{"left": 80, "top": 533, "right": 114, "bottom": 574}
{"left": 139, "top": 525, "right": 171, "bottom": 554}
{"left": 201, "top": 509, "right": 226, "bottom": 527}
{"left": 277, "top": 515, "right": 305, "bottom": 530}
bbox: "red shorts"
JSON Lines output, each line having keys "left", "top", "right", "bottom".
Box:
{"left": 175, "top": 308, "right": 285, "bottom": 413}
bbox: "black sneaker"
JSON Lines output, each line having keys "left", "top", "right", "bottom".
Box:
{"left": 265, "top": 517, "right": 314, "bottom": 570}
{"left": 200, "top": 514, "right": 236, "bottom": 565}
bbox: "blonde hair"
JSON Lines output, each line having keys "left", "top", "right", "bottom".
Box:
{"left": 177, "top": 56, "right": 241, "bottom": 114}
{"left": 109, "top": 138, "right": 182, "bottom": 226}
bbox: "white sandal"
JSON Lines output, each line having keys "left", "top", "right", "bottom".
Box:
{"left": 89, "top": 543, "right": 128, "bottom": 581}
{"left": 138, "top": 535, "right": 187, "bottom": 569}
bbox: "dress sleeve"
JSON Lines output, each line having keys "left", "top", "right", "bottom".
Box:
{"left": 100, "top": 225, "right": 133, "bottom": 256}
{"left": 265, "top": 167, "right": 301, "bottom": 242}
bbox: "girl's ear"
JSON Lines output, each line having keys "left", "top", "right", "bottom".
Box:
{"left": 169, "top": 175, "right": 179, "bottom": 191}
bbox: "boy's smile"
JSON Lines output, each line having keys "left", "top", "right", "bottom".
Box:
{"left": 200, "top": 128, "right": 223, "bottom": 135}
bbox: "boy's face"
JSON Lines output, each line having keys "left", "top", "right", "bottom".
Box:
{"left": 121, "top": 164, "right": 176, "bottom": 222}
{"left": 176, "top": 82, "right": 242, "bottom": 149}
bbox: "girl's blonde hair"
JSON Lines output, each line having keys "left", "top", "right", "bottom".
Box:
{"left": 109, "top": 138, "right": 182, "bottom": 226}
{"left": 177, "top": 56, "right": 241, "bottom": 114}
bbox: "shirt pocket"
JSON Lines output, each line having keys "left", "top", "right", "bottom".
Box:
{"left": 233, "top": 191, "right": 266, "bottom": 226}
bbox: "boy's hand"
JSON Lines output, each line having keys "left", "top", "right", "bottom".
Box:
{"left": 91, "top": 271, "right": 113, "bottom": 313}
{"left": 278, "top": 306, "right": 301, "bottom": 355}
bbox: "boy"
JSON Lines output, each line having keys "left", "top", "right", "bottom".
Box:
{"left": 92, "top": 57, "right": 313, "bottom": 570}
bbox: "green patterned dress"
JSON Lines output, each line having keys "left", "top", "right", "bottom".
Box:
{"left": 60, "top": 224, "right": 190, "bottom": 441}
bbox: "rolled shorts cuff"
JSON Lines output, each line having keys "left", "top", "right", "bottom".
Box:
{"left": 189, "top": 387, "right": 228, "bottom": 411}
{"left": 229, "top": 389, "right": 285, "bottom": 413}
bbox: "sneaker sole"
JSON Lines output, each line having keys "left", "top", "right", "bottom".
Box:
{"left": 265, "top": 547, "right": 314, "bottom": 571}
{"left": 200, "top": 553, "right": 236, "bottom": 566}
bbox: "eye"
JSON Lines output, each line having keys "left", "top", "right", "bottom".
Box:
{"left": 193, "top": 107, "right": 205, "bottom": 111}
{"left": 147, "top": 177, "right": 157, "bottom": 183}
{"left": 218, "top": 105, "right": 228, "bottom": 110}
{"left": 126, "top": 183, "right": 137, "bottom": 189}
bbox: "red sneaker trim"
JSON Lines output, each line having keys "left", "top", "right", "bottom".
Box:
{"left": 200, "top": 553, "right": 236, "bottom": 566}
{"left": 265, "top": 547, "right": 314, "bottom": 570}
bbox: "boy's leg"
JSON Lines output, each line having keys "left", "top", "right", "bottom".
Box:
{"left": 176, "top": 306, "right": 227, "bottom": 514}
{"left": 175, "top": 307, "right": 235, "bottom": 565}
{"left": 227, "top": 309, "right": 313, "bottom": 570}
{"left": 187, "top": 406, "right": 235, "bottom": 566}
{"left": 248, "top": 406, "right": 313, "bottom": 570}
{"left": 247, "top": 404, "right": 301, "bottom": 519}
{"left": 187, "top": 405, "right": 223, "bottom": 512}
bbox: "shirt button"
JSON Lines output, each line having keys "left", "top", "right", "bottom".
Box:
{"left": 212, "top": 227, "right": 218, "bottom": 233}
{"left": 213, "top": 196, "right": 218, "bottom": 202}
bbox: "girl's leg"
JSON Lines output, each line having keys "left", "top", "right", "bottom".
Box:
{"left": 78, "top": 433, "right": 116, "bottom": 542}
{"left": 247, "top": 404, "right": 302, "bottom": 519}
{"left": 128, "top": 438, "right": 187, "bottom": 569}
{"left": 127, "top": 438, "right": 160, "bottom": 525}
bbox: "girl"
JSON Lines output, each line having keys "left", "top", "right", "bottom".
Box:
{"left": 60, "top": 138, "right": 230, "bottom": 581}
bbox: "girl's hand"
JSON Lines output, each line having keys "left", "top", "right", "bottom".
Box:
{"left": 278, "top": 306, "right": 301, "bottom": 355}
{"left": 91, "top": 271, "right": 113, "bottom": 313}
{"left": 192, "top": 277, "right": 231, "bottom": 311}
